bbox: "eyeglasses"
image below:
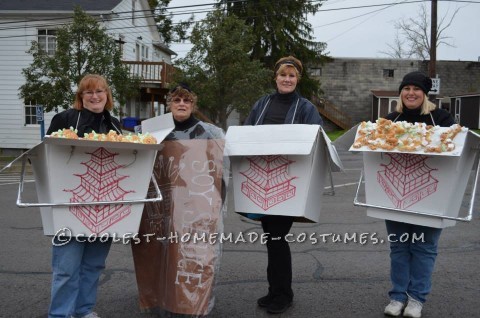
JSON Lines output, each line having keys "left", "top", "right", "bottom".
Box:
{"left": 83, "top": 89, "right": 106, "bottom": 97}
{"left": 172, "top": 97, "right": 192, "bottom": 104}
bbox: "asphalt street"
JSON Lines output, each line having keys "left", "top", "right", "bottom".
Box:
{"left": 0, "top": 149, "right": 479, "bottom": 318}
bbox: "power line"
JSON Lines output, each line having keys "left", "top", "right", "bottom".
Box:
{"left": 0, "top": 0, "right": 477, "bottom": 40}
{"left": 322, "top": 0, "right": 411, "bottom": 42}
{"left": 1, "top": 0, "right": 477, "bottom": 29}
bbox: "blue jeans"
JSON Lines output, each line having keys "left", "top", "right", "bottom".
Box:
{"left": 385, "top": 220, "right": 442, "bottom": 303}
{"left": 48, "top": 238, "right": 111, "bottom": 318}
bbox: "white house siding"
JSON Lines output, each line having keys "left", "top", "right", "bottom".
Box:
{"left": 106, "top": 0, "right": 173, "bottom": 119}
{"left": 0, "top": 0, "right": 173, "bottom": 150}
{"left": 0, "top": 18, "right": 62, "bottom": 150}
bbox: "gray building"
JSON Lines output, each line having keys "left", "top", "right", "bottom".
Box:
{"left": 311, "top": 58, "right": 480, "bottom": 128}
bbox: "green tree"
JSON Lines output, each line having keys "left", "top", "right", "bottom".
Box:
{"left": 217, "top": 0, "right": 329, "bottom": 97}
{"left": 19, "top": 7, "right": 139, "bottom": 113}
{"left": 148, "top": 0, "right": 193, "bottom": 43}
{"left": 175, "top": 10, "right": 273, "bottom": 129}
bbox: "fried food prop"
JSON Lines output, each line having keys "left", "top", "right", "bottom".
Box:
{"left": 352, "top": 119, "right": 464, "bottom": 153}
{"left": 49, "top": 128, "right": 157, "bottom": 144}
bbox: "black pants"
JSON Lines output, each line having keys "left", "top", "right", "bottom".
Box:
{"left": 261, "top": 215, "right": 294, "bottom": 301}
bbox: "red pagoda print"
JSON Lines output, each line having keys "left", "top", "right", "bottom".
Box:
{"left": 240, "top": 155, "right": 297, "bottom": 210}
{"left": 377, "top": 153, "right": 438, "bottom": 209}
{"left": 64, "top": 147, "right": 134, "bottom": 233}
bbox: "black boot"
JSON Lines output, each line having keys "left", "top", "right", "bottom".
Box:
{"left": 266, "top": 295, "right": 292, "bottom": 314}
{"left": 257, "top": 293, "right": 273, "bottom": 307}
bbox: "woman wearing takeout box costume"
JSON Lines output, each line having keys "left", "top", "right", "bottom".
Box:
{"left": 382, "top": 72, "right": 455, "bottom": 318}
{"left": 131, "top": 84, "right": 227, "bottom": 316}
{"left": 46, "top": 74, "right": 121, "bottom": 318}
{"left": 243, "top": 56, "right": 323, "bottom": 314}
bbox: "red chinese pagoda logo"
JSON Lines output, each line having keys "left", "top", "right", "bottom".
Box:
{"left": 240, "top": 155, "right": 297, "bottom": 210}
{"left": 64, "top": 147, "right": 134, "bottom": 233}
{"left": 377, "top": 153, "right": 438, "bottom": 209}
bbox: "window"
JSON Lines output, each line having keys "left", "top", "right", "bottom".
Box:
{"left": 141, "top": 45, "right": 149, "bottom": 61}
{"left": 383, "top": 69, "right": 395, "bottom": 78}
{"left": 38, "top": 29, "right": 56, "bottom": 55}
{"left": 389, "top": 99, "right": 398, "bottom": 113}
{"left": 24, "top": 101, "right": 38, "bottom": 125}
{"left": 309, "top": 67, "right": 322, "bottom": 77}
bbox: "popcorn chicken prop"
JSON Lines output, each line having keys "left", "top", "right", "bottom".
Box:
{"left": 7, "top": 123, "right": 174, "bottom": 236}
{"left": 349, "top": 120, "right": 480, "bottom": 228}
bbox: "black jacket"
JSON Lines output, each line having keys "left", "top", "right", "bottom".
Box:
{"left": 244, "top": 91, "right": 323, "bottom": 126}
{"left": 385, "top": 108, "right": 455, "bottom": 127}
{"left": 47, "top": 108, "right": 122, "bottom": 136}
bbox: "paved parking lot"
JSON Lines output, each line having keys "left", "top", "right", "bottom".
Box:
{"left": 0, "top": 149, "right": 479, "bottom": 317}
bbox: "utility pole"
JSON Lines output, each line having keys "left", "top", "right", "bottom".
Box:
{"left": 429, "top": 0, "right": 437, "bottom": 101}
{"left": 429, "top": 0, "right": 437, "bottom": 79}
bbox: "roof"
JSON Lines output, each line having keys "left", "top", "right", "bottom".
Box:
{"left": 371, "top": 90, "right": 398, "bottom": 98}
{"left": 0, "top": 0, "right": 123, "bottom": 11}
{"left": 448, "top": 92, "right": 480, "bottom": 98}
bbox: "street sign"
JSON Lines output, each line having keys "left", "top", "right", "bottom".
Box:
{"left": 36, "top": 105, "right": 45, "bottom": 140}
{"left": 430, "top": 78, "right": 441, "bottom": 95}
{"left": 36, "top": 105, "right": 44, "bottom": 122}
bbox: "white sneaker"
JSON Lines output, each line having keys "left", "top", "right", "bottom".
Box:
{"left": 384, "top": 300, "right": 405, "bottom": 316}
{"left": 403, "top": 297, "right": 423, "bottom": 318}
{"left": 78, "top": 313, "right": 101, "bottom": 318}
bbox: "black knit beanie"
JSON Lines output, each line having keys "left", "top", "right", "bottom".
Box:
{"left": 398, "top": 71, "right": 432, "bottom": 94}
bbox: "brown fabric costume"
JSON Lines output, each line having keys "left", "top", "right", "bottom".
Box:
{"left": 131, "top": 138, "right": 225, "bottom": 316}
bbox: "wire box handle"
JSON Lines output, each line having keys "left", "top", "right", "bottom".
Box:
{"left": 16, "top": 155, "right": 162, "bottom": 208}
{"left": 353, "top": 151, "right": 480, "bottom": 222}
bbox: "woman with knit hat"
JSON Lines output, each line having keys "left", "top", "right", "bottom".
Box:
{"left": 383, "top": 71, "right": 454, "bottom": 318}
{"left": 243, "top": 56, "right": 323, "bottom": 314}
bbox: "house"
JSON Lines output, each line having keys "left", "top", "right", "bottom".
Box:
{"left": 445, "top": 92, "right": 480, "bottom": 129}
{"left": 0, "top": 0, "right": 175, "bottom": 153}
{"left": 370, "top": 90, "right": 399, "bottom": 121}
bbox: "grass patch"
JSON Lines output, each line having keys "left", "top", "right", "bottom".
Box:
{"left": 326, "top": 130, "right": 346, "bottom": 141}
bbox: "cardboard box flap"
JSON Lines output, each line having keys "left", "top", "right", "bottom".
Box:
{"left": 321, "top": 129, "right": 344, "bottom": 172}
{"left": 333, "top": 124, "right": 359, "bottom": 151}
{"left": 0, "top": 142, "right": 42, "bottom": 173}
{"left": 141, "top": 112, "right": 175, "bottom": 143}
{"left": 225, "top": 124, "right": 320, "bottom": 156}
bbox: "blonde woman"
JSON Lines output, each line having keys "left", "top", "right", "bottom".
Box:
{"left": 383, "top": 71, "right": 454, "bottom": 318}
{"left": 243, "top": 56, "right": 323, "bottom": 314}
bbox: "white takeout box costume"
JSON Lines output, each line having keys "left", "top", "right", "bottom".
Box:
{"left": 225, "top": 124, "right": 343, "bottom": 222}
{"left": 7, "top": 113, "right": 175, "bottom": 236}
{"left": 344, "top": 124, "right": 480, "bottom": 228}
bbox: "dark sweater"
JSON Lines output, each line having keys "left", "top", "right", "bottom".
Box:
{"left": 263, "top": 91, "right": 296, "bottom": 124}
{"left": 173, "top": 114, "right": 199, "bottom": 131}
{"left": 47, "top": 108, "right": 122, "bottom": 135}
{"left": 385, "top": 107, "right": 455, "bottom": 127}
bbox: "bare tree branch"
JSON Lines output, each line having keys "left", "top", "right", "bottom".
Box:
{"left": 381, "top": 3, "right": 459, "bottom": 59}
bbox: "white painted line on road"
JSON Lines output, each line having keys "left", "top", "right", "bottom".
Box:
{"left": 0, "top": 180, "right": 34, "bottom": 186}
{"left": 324, "top": 181, "right": 364, "bottom": 189}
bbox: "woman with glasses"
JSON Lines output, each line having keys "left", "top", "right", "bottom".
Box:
{"left": 132, "top": 83, "right": 227, "bottom": 316}
{"left": 46, "top": 74, "right": 121, "bottom": 318}
{"left": 47, "top": 74, "right": 122, "bottom": 136}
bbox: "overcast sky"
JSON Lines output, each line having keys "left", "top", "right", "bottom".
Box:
{"left": 167, "top": 0, "right": 480, "bottom": 62}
